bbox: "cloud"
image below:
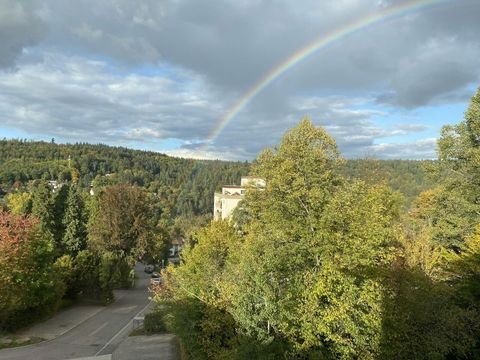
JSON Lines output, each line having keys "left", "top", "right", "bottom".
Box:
{"left": 4, "top": 1, "right": 480, "bottom": 100}
{"left": 0, "top": 0, "right": 47, "bottom": 68}
{"left": 207, "top": 95, "right": 431, "bottom": 160}
{"left": 377, "top": 36, "right": 480, "bottom": 107}
{"left": 365, "top": 138, "right": 437, "bottom": 159}
{"left": 0, "top": 53, "right": 225, "bottom": 145}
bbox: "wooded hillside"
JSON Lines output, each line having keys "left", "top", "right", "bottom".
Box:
{"left": 0, "top": 140, "right": 431, "bottom": 213}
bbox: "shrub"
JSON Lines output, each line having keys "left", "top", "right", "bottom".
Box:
{"left": 144, "top": 311, "right": 167, "bottom": 334}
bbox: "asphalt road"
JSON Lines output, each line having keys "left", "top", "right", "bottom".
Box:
{"left": 0, "top": 266, "right": 152, "bottom": 360}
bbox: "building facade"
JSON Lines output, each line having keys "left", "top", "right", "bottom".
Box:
{"left": 214, "top": 176, "right": 265, "bottom": 220}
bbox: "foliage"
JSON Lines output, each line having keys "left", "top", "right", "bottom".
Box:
{"left": 173, "top": 220, "right": 240, "bottom": 307}
{"left": 88, "top": 184, "right": 154, "bottom": 264}
{"left": 0, "top": 140, "right": 250, "bottom": 216}
{"left": 62, "top": 185, "right": 87, "bottom": 256}
{"left": 0, "top": 139, "right": 430, "bottom": 217}
{"left": 0, "top": 211, "right": 60, "bottom": 330}
{"left": 53, "top": 254, "right": 75, "bottom": 299}
{"left": 444, "top": 225, "right": 480, "bottom": 305}
{"left": 380, "top": 265, "right": 477, "bottom": 360}
{"left": 156, "top": 119, "right": 408, "bottom": 359}
{"left": 143, "top": 310, "right": 167, "bottom": 334}
{"left": 72, "top": 250, "right": 112, "bottom": 303}
{"left": 30, "top": 180, "right": 55, "bottom": 239}
{"left": 426, "top": 88, "right": 480, "bottom": 249}
{"left": 5, "top": 192, "right": 31, "bottom": 215}
{"left": 342, "top": 159, "right": 433, "bottom": 208}
{"left": 155, "top": 108, "right": 480, "bottom": 359}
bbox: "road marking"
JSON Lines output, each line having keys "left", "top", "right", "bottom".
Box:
{"left": 94, "top": 301, "right": 151, "bottom": 356}
{"left": 88, "top": 321, "right": 109, "bottom": 337}
{"left": 112, "top": 305, "right": 136, "bottom": 314}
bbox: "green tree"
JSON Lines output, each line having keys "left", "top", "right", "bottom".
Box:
{"left": 6, "top": 191, "right": 32, "bottom": 215}
{"left": 249, "top": 117, "right": 344, "bottom": 236}
{"left": 52, "top": 185, "right": 69, "bottom": 252}
{"left": 429, "top": 88, "right": 480, "bottom": 248}
{"left": 159, "top": 220, "right": 240, "bottom": 359}
{"left": 62, "top": 185, "right": 87, "bottom": 256}
{"left": 173, "top": 220, "right": 240, "bottom": 307}
{"left": 70, "top": 250, "right": 119, "bottom": 302}
{"left": 88, "top": 184, "right": 154, "bottom": 264}
{"left": 30, "top": 180, "right": 55, "bottom": 237}
{"left": 224, "top": 118, "right": 347, "bottom": 346}
{"left": 0, "top": 211, "right": 60, "bottom": 330}
{"left": 225, "top": 180, "right": 401, "bottom": 358}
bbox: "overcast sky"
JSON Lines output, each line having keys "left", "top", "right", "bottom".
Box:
{"left": 1, "top": 0, "right": 479, "bottom": 160}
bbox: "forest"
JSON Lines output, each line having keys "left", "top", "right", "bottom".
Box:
{"left": 0, "top": 138, "right": 431, "bottom": 215}
{"left": 151, "top": 89, "right": 480, "bottom": 359}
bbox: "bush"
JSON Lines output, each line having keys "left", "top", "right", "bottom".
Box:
{"left": 144, "top": 311, "right": 167, "bottom": 334}
{"left": 73, "top": 250, "right": 113, "bottom": 304}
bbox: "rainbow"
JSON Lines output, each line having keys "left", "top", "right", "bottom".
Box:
{"left": 203, "top": 0, "right": 451, "bottom": 151}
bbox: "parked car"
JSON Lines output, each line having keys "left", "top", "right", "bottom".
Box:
{"left": 150, "top": 272, "right": 161, "bottom": 286}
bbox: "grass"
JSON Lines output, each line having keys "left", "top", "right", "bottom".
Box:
{"left": 0, "top": 335, "right": 44, "bottom": 349}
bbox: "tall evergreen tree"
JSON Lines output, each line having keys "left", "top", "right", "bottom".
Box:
{"left": 53, "top": 185, "right": 69, "bottom": 252}
{"left": 62, "top": 185, "right": 87, "bottom": 257}
{"left": 30, "top": 180, "right": 55, "bottom": 238}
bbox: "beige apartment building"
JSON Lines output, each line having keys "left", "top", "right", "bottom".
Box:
{"left": 214, "top": 176, "right": 265, "bottom": 220}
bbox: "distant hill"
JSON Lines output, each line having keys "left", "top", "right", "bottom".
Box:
{"left": 0, "top": 139, "right": 432, "bottom": 213}
{"left": 341, "top": 158, "right": 434, "bottom": 207}
{"left": 0, "top": 139, "right": 250, "bottom": 216}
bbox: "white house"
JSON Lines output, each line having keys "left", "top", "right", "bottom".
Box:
{"left": 214, "top": 176, "right": 265, "bottom": 220}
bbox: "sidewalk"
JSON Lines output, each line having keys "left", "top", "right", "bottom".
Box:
{"left": 18, "top": 304, "right": 105, "bottom": 342}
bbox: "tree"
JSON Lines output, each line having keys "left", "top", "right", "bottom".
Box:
{"left": 52, "top": 184, "right": 69, "bottom": 253}
{"left": 173, "top": 220, "right": 240, "bottom": 307}
{"left": 88, "top": 184, "right": 154, "bottom": 263}
{"left": 6, "top": 191, "right": 32, "bottom": 215}
{"left": 225, "top": 180, "right": 401, "bottom": 358}
{"left": 154, "top": 119, "right": 406, "bottom": 358}
{"left": 249, "top": 117, "right": 344, "bottom": 236}
{"left": 30, "top": 180, "right": 55, "bottom": 236}
{"left": 71, "top": 167, "right": 80, "bottom": 185}
{"left": 159, "top": 220, "right": 241, "bottom": 359}
{"left": 429, "top": 88, "right": 480, "bottom": 248}
{"left": 0, "top": 211, "right": 60, "bottom": 330}
{"left": 62, "top": 185, "right": 87, "bottom": 256}
{"left": 73, "top": 250, "right": 102, "bottom": 300}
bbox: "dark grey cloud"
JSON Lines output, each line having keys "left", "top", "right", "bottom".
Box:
{"left": 0, "top": 0, "right": 46, "bottom": 68}
{"left": 376, "top": 36, "right": 480, "bottom": 107}
{"left": 4, "top": 0, "right": 480, "bottom": 104}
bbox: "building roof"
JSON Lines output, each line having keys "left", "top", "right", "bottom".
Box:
{"left": 215, "top": 193, "right": 244, "bottom": 199}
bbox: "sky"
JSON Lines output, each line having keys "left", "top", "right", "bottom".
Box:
{"left": 0, "top": 0, "right": 479, "bottom": 161}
